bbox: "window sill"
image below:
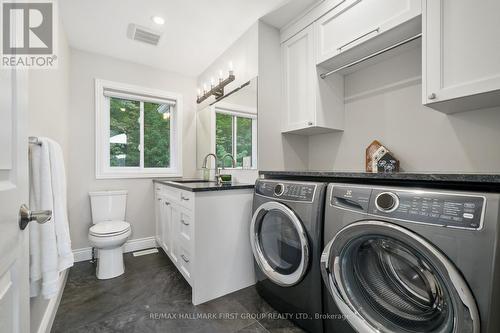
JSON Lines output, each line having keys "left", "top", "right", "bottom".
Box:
{"left": 96, "top": 172, "right": 183, "bottom": 180}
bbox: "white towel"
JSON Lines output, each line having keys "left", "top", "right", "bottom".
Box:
{"left": 29, "top": 137, "right": 74, "bottom": 299}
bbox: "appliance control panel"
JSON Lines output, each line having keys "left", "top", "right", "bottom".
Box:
{"left": 331, "top": 186, "right": 485, "bottom": 230}
{"left": 256, "top": 181, "right": 316, "bottom": 202}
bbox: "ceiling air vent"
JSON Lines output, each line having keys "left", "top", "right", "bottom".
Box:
{"left": 127, "top": 24, "right": 162, "bottom": 46}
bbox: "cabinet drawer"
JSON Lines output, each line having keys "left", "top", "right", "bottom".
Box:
{"left": 315, "top": 0, "right": 421, "bottom": 63}
{"left": 160, "top": 185, "right": 194, "bottom": 210}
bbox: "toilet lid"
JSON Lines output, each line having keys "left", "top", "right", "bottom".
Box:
{"left": 90, "top": 220, "right": 130, "bottom": 236}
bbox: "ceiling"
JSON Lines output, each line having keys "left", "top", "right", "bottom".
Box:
{"left": 59, "top": 0, "right": 300, "bottom": 77}
{"left": 262, "top": 0, "right": 322, "bottom": 29}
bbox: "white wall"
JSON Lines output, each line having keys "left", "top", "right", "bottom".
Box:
{"left": 195, "top": 21, "right": 309, "bottom": 181}
{"left": 68, "top": 49, "right": 198, "bottom": 250}
{"left": 198, "top": 23, "right": 259, "bottom": 110}
{"left": 257, "top": 21, "right": 309, "bottom": 171}
{"left": 28, "top": 15, "right": 71, "bottom": 333}
{"left": 308, "top": 44, "right": 500, "bottom": 172}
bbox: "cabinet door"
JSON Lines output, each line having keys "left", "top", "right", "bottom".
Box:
{"left": 282, "top": 25, "right": 316, "bottom": 132}
{"left": 169, "top": 203, "right": 181, "bottom": 264}
{"left": 161, "top": 199, "right": 173, "bottom": 259}
{"left": 154, "top": 195, "right": 162, "bottom": 246}
{"left": 316, "top": 0, "right": 421, "bottom": 63}
{"left": 424, "top": 0, "right": 500, "bottom": 112}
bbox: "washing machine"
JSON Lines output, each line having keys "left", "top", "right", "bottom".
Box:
{"left": 251, "top": 179, "right": 326, "bottom": 333}
{"left": 321, "top": 183, "right": 500, "bottom": 333}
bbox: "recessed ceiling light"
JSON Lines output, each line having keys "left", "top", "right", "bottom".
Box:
{"left": 152, "top": 16, "right": 165, "bottom": 25}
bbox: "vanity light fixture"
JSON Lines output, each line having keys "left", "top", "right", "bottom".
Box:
{"left": 151, "top": 16, "right": 165, "bottom": 25}
{"left": 197, "top": 62, "right": 235, "bottom": 104}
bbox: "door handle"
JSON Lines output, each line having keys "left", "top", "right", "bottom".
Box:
{"left": 181, "top": 219, "right": 190, "bottom": 226}
{"left": 181, "top": 254, "right": 190, "bottom": 263}
{"left": 19, "top": 204, "right": 52, "bottom": 230}
{"left": 338, "top": 27, "right": 380, "bottom": 51}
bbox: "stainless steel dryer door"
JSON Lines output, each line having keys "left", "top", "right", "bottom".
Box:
{"left": 321, "top": 220, "right": 479, "bottom": 333}
{"left": 251, "top": 201, "right": 309, "bottom": 287}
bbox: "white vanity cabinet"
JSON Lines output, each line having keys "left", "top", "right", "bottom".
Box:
{"left": 154, "top": 182, "right": 255, "bottom": 305}
{"left": 281, "top": 25, "right": 344, "bottom": 135}
{"left": 315, "top": 0, "right": 421, "bottom": 64}
{"left": 423, "top": 0, "right": 500, "bottom": 113}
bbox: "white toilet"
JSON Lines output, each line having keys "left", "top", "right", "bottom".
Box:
{"left": 88, "top": 190, "right": 131, "bottom": 279}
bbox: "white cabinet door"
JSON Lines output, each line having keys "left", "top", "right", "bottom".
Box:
{"left": 160, "top": 198, "right": 173, "bottom": 259}
{"left": 316, "top": 0, "right": 421, "bottom": 64}
{"left": 423, "top": 0, "right": 500, "bottom": 113}
{"left": 154, "top": 191, "right": 162, "bottom": 246}
{"left": 169, "top": 203, "right": 181, "bottom": 264}
{"left": 282, "top": 25, "right": 316, "bottom": 132}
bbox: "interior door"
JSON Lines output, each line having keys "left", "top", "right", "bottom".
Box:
{"left": 0, "top": 67, "right": 30, "bottom": 332}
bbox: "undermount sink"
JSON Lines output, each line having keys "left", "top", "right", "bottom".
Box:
{"left": 169, "top": 179, "right": 215, "bottom": 184}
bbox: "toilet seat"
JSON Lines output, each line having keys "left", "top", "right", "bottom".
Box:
{"left": 89, "top": 220, "right": 131, "bottom": 237}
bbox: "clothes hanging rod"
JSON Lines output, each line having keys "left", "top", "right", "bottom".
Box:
{"left": 29, "top": 136, "right": 41, "bottom": 145}
{"left": 320, "top": 33, "right": 422, "bottom": 79}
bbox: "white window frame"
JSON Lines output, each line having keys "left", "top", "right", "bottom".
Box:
{"left": 95, "top": 79, "right": 183, "bottom": 179}
{"left": 214, "top": 102, "right": 257, "bottom": 169}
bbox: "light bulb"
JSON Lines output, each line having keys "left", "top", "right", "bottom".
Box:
{"left": 152, "top": 16, "right": 165, "bottom": 25}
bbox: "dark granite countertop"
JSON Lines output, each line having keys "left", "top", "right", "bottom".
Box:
{"left": 259, "top": 171, "right": 500, "bottom": 192}
{"left": 153, "top": 178, "right": 254, "bottom": 192}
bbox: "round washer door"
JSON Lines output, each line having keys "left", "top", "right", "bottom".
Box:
{"left": 250, "top": 201, "right": 309, "bottom": 287}
{"left": 321, "top": 220, "right": 479, "bottom": 333}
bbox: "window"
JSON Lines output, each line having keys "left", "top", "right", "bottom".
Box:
{"left": 95, "top": 79, "right": 182, "bottom": 178}
{"left": 215, "top": 105, "right": 257, "bottom": 168}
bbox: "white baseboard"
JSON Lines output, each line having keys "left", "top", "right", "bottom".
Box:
{"left": 36, "top": 269, "right": 68, "bottom": 333}
{"left": 72, "top": 236, "right": 157, "bottom": 262}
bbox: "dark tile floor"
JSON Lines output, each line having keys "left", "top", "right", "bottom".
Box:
{"left": 52, "top": 248, "right": 304, "bottom": 333}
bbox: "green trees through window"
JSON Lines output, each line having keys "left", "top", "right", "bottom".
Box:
{"left": 109, "top": 97, "right": 171, "bottom": 169}
{"left": 215, "top": 112, "right": 253, "bottom": 168}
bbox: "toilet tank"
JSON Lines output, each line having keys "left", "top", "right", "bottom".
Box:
{"left": 89, "top": 190, "right": 128, "bottom": 224}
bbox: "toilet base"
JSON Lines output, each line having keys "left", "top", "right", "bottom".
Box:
{"left": 96, "top": 246, "right": 125, "bottom": 279}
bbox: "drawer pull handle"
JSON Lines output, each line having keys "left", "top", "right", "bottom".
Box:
{"left": 156, "top": 187, "right": 161, "bottom": 190}
{"left": 157, "top": 198, "right": 161, "bottom": 201}
{"left": 337, "top": 27, "right": 380, "bottom": 51}
{"left": 181, "top": 219, "right": 190, "bottom": 226}
{"left": 181, "top": 195, "right": 190, "bottom": 201}
{"left": 181, "top": 254, "right": 190, "bottom": 263}
{"left": 164, "top": 201, "right": 170, "bottom": 206}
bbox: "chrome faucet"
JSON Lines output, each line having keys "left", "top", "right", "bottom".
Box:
{"left": 221, "top": 153, "right": 236, "bottom": 169}
{"left": 202, "top": 153, "right": 220, "bottom": 182}
{"left": 202, "top": 153, "right": 218, "bottom": 169}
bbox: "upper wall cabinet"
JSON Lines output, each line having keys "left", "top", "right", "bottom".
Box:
{"left": 315, "top": 0, "right": 421, "bottom": 65}
{"left": 423, "top": 0, "right": 500, "bottom": 113}
{"left": 282, "top": 25, "right": 344, "bottom": 135}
